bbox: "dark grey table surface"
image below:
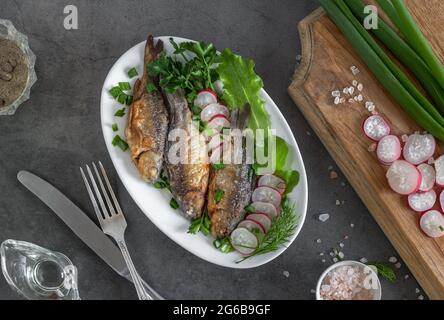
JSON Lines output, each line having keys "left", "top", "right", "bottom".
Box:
{"left": 0, "top": 0, "right": 425, "bottom": 300}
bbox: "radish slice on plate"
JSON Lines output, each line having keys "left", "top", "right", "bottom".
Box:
{"left": 386, "top": 160, "right": 421, "bottom": 195}
{"left": 376, "top": 135, "right": 401, "bottom": 164}
{"left": 238, "top": 220, "right": 265, "bottom": 234}
{"left": 435, "top": 155, "right": 444, "bottom": 187}
{"left": 439, "top": 190, "right": 444, "bottom": 212}
{"left": 207, "top": 115, "right": 230, "bottom": 131}
{"left": 194, "top": 89, "right": 218, "bottom": 109}
{"left": 363, "top": 115, "right": 390, "bottom": 141}
{"left": 252, "top": 187, "right": 282, "bottom": 208}
{"left": 213, "top": 80, "right": 224, "bottom": 96}
{"left": 403, "top": 134, "right": 436, "bottom": 165}
{"left": 209, "top": 144, "right": 223, "bottom": 163}
{"left": 258, "top": 174, "right": 286, "bottom": 194}
{"left": 247, "top": 213, "right": 272, "bottom": 233}
{"left": 420, "top": 210, "right": 444, "bottom": 238}
{"left": 417, "top": 164, "right": 436, "bottom": 192}
{"left": 408, "top": 190, "right": 436, "bottom": 212}
{"left": 200, "top": 103, "right": 230, "bottom": 123}
{"left": 230, "top": 227, "right": 258, "bottom": 255}
{"left": 250, "top": 202, "right": 279, "bottom": 219}
{"left": 208, "top": 134, "right": 230, "bottom": 150}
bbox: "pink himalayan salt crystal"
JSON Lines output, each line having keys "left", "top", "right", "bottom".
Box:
{"left": 320, "top": 265, "right": 376, "bottom": 300}
{"left": 368, "top": 143, "right": 377, "bottom": 152}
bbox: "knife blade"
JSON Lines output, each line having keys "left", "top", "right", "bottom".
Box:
{"left": 17, "top": 170, "right": 162, "bottom": 300}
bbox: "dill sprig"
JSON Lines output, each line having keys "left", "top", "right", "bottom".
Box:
{"left": 237, "top": 197, "right": 298, "bottom": 263}
{"left": 368, "top": 262, "right": 396, "bottom": 283}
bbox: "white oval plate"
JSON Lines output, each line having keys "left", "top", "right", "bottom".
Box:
{"left": 100, "top": 36, "right": 308, "bottom": 269}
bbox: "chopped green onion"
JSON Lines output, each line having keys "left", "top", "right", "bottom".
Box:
{"left": 146, "top": 83, "right": 158, "bottom": 93}
{"left": 125, "top": 95, "right": 133, "bottom": 106}
{"left": 170, "top": 198, "right": 179, "bottom": 209}
{"left": 109, "top": 86, "right": 122, "bottom": 99}
{"left": 112, "top": 135, "right": 129, "bottom": 151}
{"left": 154, "top": 180, "right": 168, "bottom": 189}
{"left": 119, "top": 82, "right": 131, "bottom": 91}
{"left": 212, "top": 163, "right": 225, "bottom": 170}
{"left": 112, "top": 123, "right": 118, "bottom": 132}
{"left": 117, "top": 94, "right": 127, "bottom": 105}
{"left": 214, "top": 189, "right": 224, "bottom": 204}
{"left": 213, "top": 238, "right": 234, "bottom": 253}
{"left": 127, "top": 67, "right": 138, "bottom": 78}
{"left": 114, "top": 108, "right": 126, "bottom": 117}
{"left": 244, "top": 204, "right": 255, "bottom": 213}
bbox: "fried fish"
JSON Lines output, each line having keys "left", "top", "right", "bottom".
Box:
{"left": 125, "top": 35, "right": 168, "bottom": 182}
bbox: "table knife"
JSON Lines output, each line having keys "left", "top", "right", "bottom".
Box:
{"left": 17, "top": 170, "right": 163, "bottom": 300}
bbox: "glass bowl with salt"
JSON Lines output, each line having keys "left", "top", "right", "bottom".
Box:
{"left": 316, "top": 260, "right": 382, "bottom": 300}
{"left": 0, "top": 19, "right": 37, "bottom": 115}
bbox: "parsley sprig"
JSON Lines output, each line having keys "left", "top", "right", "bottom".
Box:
{"left": 368, "top": 262, "right": 396, "bottom": 283}
{"left": 188, "top": 208, "right": 211, "bottom": 236}
{"left": 147, "top": 38, "right": 219, "bottom": 103}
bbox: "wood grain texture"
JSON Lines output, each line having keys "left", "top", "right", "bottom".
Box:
{"left": 288, "top": 1, "right": 444, "bottom": 299}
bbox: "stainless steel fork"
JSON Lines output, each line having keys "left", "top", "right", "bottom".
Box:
{"left": 80, "top": 162, "right": 151, "bottom": 300}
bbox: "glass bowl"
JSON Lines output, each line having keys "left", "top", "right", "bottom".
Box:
{"left": 0, "top": 19, "right": 37, "bottom": 115}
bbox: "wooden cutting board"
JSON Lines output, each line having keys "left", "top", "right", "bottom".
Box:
{"left": 288, "top": 0, "right": 444, "bottom": 299}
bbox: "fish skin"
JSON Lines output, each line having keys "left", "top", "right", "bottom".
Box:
{"left": 207, "top": 107, "right": 254, "bottom": 239}
{"left": 164, "top": 88, "right": 210, "bottom": 219}
{"left": 125, "top": 35, "right": 169, "bottom": 182}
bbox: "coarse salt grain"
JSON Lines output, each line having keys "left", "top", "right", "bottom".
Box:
{"left": 415, "top": 288, "right": 420, "bottom": 294}
{"left": 357, "top": 83, "right": 363, "bottom": 91}
{"left": 401, "top": 134, "right": 409, "bottom": 143}
{"left": 283, "top": 270, "right": 290, "bottom": 278}
{"left": 316, "top": 239, "right": 322, "bottom": 244}
{"left": 389, "top": 256, "right": 397, "bottom": 263}
{"left": 348, "top": 98, "right": 355, "bottom": 103}
{"left": 351, "top": 66, "right": 360, "bottom": 75}
{"left": 336, "top": 200, "right": 341, "bottom": 206}
{"left": 319, "top": 213, "right": 330, "bottom": 222}
{"left": 352, "top": 80, "right": 358, "bottom": 86}
{"left": 404, "top": 274, "right": 409, "bottom": 280}
{"left": 418, "top": 295, "right": 424, "bottom": 300}
{"left": 322, "top": 259, "right": 326, "bottom": 263}
{"left": 348, "top": 86, "right": 355, "bottom": 95}
{"left": 360, "top": 257, "right": 368, "bottom": 264}
{"left": 357, "top": 94, "right": 363, "bottom": 101}
{"left": 428, "top": 157, "right": 435, "bottom": 165}
{"left": 334, "top": 96, "right": 340, "bottom": 105}
{"left": 339, "top": 242, "right": 345, "bottom": 248}
{"left": 338, "top": 252, "right": 345, "bottom": 259}
{"left": 333, "top": 257, "right": 339, "bottom": 263}
{"left": 350, "top": 223, "right": 355, "bottom": 228}
{"left": 339, "top": 97, "right": 346, "bottom": 103}
{"left": 330, "top": 170, "right": 339, "bottom": 179}
{"left": 319, "top": 265, "right": 375, "bottom": 300}
{"left": 331, "top": 90, "right": 341, "bottom": 97}
{"left": 395, "top": 262, "right": 402, "bottom": 269}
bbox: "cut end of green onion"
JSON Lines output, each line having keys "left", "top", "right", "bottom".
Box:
{"left": 127, "top": 67, "right": 138, "bottom": 78}
{"left": 112, "top": 123, "right": 118, "bottom": 132}
{"left": 112, "top": 135, "right": 129, "bottom": 151}
{"left": 114, "top": 108, "right": 126, "bottom": 117}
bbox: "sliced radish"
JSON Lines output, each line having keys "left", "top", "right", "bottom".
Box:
{"left": 376, "top": 135, "right": 401, "bottom": 165}
{"left": 250, "top": 202, "right": 279, "bottom": 219}
{"left": 210, "top": 144, "right": 223, "bottom": 164}
{"left": 208, "top": 134, "right": 230, "bottom": 150}
{"left": 386, "top": 160, "right": 421, "bottom": 195}
{"left": 194, "top": 89, "right": 217, "bottom": 109}
{"left": 408, "top": 190, "right": 436, "bottom": 212}
{"left": 207, "top": 115, "right": 230, "bottom": 131}
{"left": 435, "top": 155, "right": 444, "bottom": 187}
{"left": 247, "top": 213, "right": 272, "bottom": 233}
{"left": 252, "top": 186, "right": 282, "bottom": 208}
{"left": 403, "top": 134, "right": 436, "bottom": 165}
{"left": 213, "top": 80, "right": 224, "bottom": 96}
{"left": 363, "top": 115, "right": 390, "bottom": 141}
{"left": 440, "top": 190, "right": 444, "bottom": 212}
{"left": 258, "top": 174, "right": 286, "bottom": 194}
{"left": 418, "top": 164, "right": 436, "bottom": 192}
{"left": 200, "top": 103, "right": 229, "bottom": 123}
{"left": 238, "top": 220, "right": 265, "bottom": 234}
{"left": 420, "top": 210, "right": 444, "bottom": 238}
{"left": 230, "top": 227, "right": 258, "bottom": 255}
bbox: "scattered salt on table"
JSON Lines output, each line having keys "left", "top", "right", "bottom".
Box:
{"left": 357, "top": 83, "right": 363, "bottom": 91}
{"left": 395, "top": 262, "right": 402, "bottom": 269}
{"left": 330, "top": 170, "right": 339, "bottom": 179}
{"left": 319, "top": 213, "right": 330, "bottom": 222}
{"left": 339, "top": 242, "right": 345, "bottom": 248}
{"left": 350, "top": 223, "right": 355, "bottom": 228}
{"left": 331, "top": 90, "right": 341, "bottom": 97}
{"left": 418, "top": 295, "right": 424, "bottom": 300}
{"left": 283, "top": 271, "right": 290, "bottom": 278}
{"left": 338, "top": 252, "right": 345, "bottom": 259}
{"left": 360, "top": 257, "right": 368, "bottom": 264}
{"left": 334, "top": 96, "right": 340, "bottom": 105}
{"left": 404, "top": 274, "right": 410, "bottom": 280}
{"left": 316, "top": 239, "right": 322, "bottom": 244}
{"left": 415, "top": 288, "right": 420, "bottom": 294}
{"left": 352, "top": 80, "right": 358, "bottom": 86}
{"left": 389, "top": 256, "right": 397, "bottom": 263}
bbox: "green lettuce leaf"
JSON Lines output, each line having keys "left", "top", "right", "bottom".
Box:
{"left": 216, "top": 48, "right": 270, "bottom": 130}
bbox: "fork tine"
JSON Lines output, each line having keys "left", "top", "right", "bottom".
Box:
{"left": 92, "top": 162, "right": 117, "bottom": 216}
{"left": 86, "top": 164, "right": 110, "bottom": 218}
{"left": 80, "top": 167, "right": 105, "bottom": 225}
{"left": 98, "top": 161, "right": 123, "bottom": 215}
